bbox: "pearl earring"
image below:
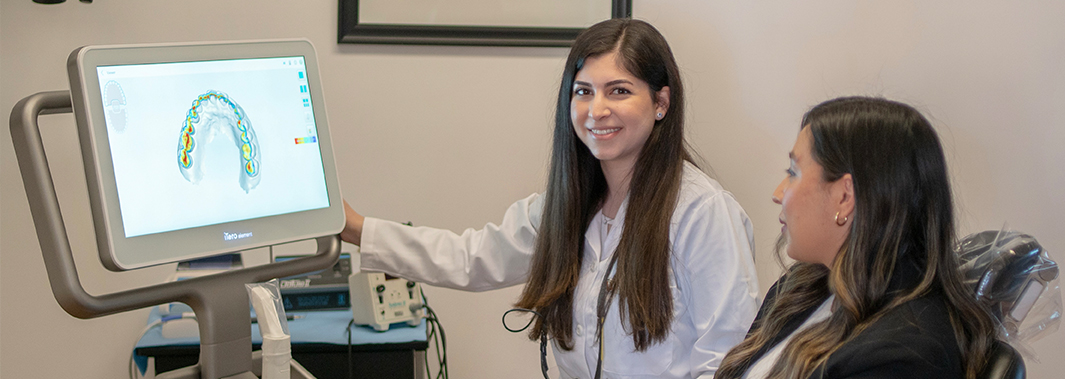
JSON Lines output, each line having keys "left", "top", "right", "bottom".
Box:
{"left": 656, "top": 112, "right": 663, "bottom": 119}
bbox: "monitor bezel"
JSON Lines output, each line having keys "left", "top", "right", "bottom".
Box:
{"left": 67, "top": 39, "right": 345, "bottom": 271}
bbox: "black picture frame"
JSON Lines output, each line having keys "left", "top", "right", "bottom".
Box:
{"left": 338, "top": 0, "right": 632, "bottom": 47}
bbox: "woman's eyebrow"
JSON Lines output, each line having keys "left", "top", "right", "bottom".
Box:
{"left": 573, "top": 79, "right": 635, "bottom": 87}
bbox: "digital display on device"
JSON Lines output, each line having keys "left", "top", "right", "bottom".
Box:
{"left": 97, "top": 57, "right": 328, "bottom": 237}
{"left": 68, "top": 40, "right": 345, "bottom": 271}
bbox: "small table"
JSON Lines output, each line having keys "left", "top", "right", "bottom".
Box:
{"left": 134, "top": 307, "right": 428, "bottom": 379}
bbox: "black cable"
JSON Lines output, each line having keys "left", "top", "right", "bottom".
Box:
{"left": 345, "top": 301, "right": 444, "bottom": 379}
{"left": 436, "top": 313, "right": 448, "bottom": 379}
{"left": 428, "top": 313, "right": 442, "bottom": 378}
{"left": 424, "top": 305, "right": 449, "bottom": 379}
{"left": 502, "top": 308, "right": 550, "bottom": 379}
{"left": 429, "top": 315, "right": 442, "bottom": 378}
{"left": 419, "top": 292, "right": 448, "bottom": 379}
{"left": 592, "top": 254, "right": 620, "bottom": 379}
{"left": 424, "top": 320, "right": 434, "bottom": 379}
{"left": 502, "top": 253, "right": 618, "bottom": 379}
{"left": 437, "top": 316, "right": 448, "bottom": 379}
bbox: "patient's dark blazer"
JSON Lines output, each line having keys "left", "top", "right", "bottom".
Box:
{"left": 734, "top": 264, "right": 965, "bottom": 379}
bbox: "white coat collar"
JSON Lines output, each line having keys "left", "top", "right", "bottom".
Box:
{"left": 585, "top": 195, "right": 630, "bottom": 262}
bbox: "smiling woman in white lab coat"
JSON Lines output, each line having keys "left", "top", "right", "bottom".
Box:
{"left": 341, "top": 18, "right": 759, "bottom": 379}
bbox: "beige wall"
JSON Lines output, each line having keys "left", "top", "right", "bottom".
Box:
{"left": 2, "top": 1, "right": 1062, "bottom": 378}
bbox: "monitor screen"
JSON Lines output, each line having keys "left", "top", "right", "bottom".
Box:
{"left": 97, "top": 56, "right": 329, "bottom": 237}
{"left": 68, "top": 40, "right": 345, "bottom": 271}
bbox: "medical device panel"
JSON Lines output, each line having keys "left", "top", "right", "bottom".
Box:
{"left": 67, "top": 39, "right": 344, "bottom": 270}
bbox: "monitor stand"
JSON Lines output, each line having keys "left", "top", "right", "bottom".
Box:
{"left": 11, "top": 90, "right": 341, "bottom": 379}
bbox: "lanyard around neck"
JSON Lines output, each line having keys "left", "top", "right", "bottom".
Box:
{"left": 593, "top": 251, "right": 620, "bottom": 379}
{"left": 502, "top": 234, "right": 622, "bottom": 379}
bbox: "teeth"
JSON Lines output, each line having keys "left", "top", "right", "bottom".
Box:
{"left": 590, "top": 128, "right": 620, "bottom": 135}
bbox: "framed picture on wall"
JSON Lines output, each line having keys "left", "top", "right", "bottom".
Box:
{"left": 338, "top": 0, "right": 632, "bottom": 47}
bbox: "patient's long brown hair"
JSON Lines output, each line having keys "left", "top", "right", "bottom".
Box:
{"left": 716, "top": 97, "right": 996, "bottom": 379}
{"left": 514, "top": 18, "right": 690, "bottom": 351}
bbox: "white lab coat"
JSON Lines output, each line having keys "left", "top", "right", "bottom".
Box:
{"left": 359, "top": 162, "right": 760, "bottom": 378}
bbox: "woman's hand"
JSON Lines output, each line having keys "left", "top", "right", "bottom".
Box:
{"left": 340, "top": 199, "right": 365, "bottom": 245}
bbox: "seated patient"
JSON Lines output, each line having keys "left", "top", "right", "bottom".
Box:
{"left": 715, "top": 97, "right": 998, "bottom": 379}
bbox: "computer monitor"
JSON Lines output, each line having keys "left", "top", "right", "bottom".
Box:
{"left": 67, "top": 39, "right": 345, "bottom": 271}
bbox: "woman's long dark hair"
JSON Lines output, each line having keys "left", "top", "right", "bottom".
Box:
{"left": 514, "top": 18, "right": 690, "bottom": 351}
{"left": 716, "top": 97, "right": 996, "bottom": 378}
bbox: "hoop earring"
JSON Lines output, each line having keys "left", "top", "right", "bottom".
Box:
{"left": 835, "top": 212, "right": 848, "bottom": 226}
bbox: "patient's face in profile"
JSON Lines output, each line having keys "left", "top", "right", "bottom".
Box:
{"left": 773, "top": 127, "right": 845, "bottom": 267}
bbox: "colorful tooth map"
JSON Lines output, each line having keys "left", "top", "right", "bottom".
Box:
{"left": 177, "top": 91, "right": 261, "bottom": 193}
